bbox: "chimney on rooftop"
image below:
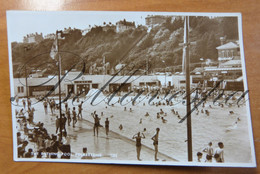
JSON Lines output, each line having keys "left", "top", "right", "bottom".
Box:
{"left": 220, "top": 36, "right": 226, "bottom": 45}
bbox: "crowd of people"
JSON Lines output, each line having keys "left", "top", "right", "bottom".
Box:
{"left": 15, "top": 95, "right": 120, "bottom": 160}
{"left": 17, "top": 117, "right": 71, "bottom": 159}
{"left": 15, "top": 98, "right": 91, "bottom": 159}
{"left": 197, "top": 142, "right": 225, "bottom": 163}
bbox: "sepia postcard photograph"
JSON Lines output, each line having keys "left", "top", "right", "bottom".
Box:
{"left": 6, "top": 11, "right": 256, "bottom": 167}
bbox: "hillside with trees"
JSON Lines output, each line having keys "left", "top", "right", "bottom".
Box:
{"left": 11, "top": 16, "right": 238, "bottom": 77}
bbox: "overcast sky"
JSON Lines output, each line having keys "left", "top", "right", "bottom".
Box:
{"left": 6, "top": 11, "right": 240, "bottom": 43}
{"left": 6, "top": 11, "right": 151, "bottom": 42}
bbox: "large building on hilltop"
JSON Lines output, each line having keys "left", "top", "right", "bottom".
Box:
{"left": 23, "top": 32, "right": 43, "bottom": 43}
{"left": 116, "top": 19, "right": 135, "bottom": 33}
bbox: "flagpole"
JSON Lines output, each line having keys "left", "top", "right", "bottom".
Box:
{"left": 182, "top": 17, "right": 186, "bottom": 74}
{"left": 56, "top": 30, "right": 63, "bottom": 141}
{"left": 184, "top": 16, "right": 193, "bottom": 161}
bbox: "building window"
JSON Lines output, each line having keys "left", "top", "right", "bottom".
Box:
{"left": 139, "top": 82, "right": 145, "bottom": 86}
{"left": 18, "top": 86, "right": 24, "bottom": 93}
{"left": 231, "top": 50, "right": 234, "bottom": 57}
{"left": 227, "top": 50, "right": 230, "bottom": 57}
{"left": 221, "top": 50, "right": 225, "bottom": 57}
{"left": 92, "top": 84, "right": 99, "bottom": 89}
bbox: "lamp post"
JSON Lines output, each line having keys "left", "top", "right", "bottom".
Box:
{"left": 162, "top": 60, "right": 167, "bottom": 88}
{"left": 146, "top": 56, "right": 149, "bottom": 75}
{"left": 200, "top": 58, "right": 204, "bottom": 89}
{"left": 25, "top": 65, "right": 29, "bottom": 100}
{"left": 56, "top": 30, "right": 63, "bottom": 141}
{"left": 23, "top": 46, "right": 29, "bottom": 100}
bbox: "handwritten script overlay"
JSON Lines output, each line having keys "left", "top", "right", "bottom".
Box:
{"left": 11, "top": 51, "right": 248, "bottom": 123}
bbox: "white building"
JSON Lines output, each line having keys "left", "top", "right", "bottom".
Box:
{"left": 13, "top": 73, "right": 192, "bottom": 97}
{"left": 216, "top": 41, "right": 240, "bottom": 62}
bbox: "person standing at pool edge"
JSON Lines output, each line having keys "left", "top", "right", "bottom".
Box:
{"left": 151, "top": 128, "right": 160, "bottom": 161}
{"left": 92, "top": 113, "right": 101, "bottom": 137}
{"left": 105, "top": 118, "right": 109, "bottom": 137}
{"left": 132, "top": 132, "right": 145, "bottom": 161}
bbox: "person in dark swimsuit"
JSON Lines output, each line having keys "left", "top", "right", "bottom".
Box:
{"left": 151, "top": 128, "right": 160, "bottom": 161}
{"left": 105, "top": 118, "right": 109, "bottom": 137}
{"left": 72, "top": 107, "right": 77, "bottom": 128}
{"left": 132, "top": 132, "right": 145, "bottom": 161}
{"left": 64, "top": 102, "right": 68, "bottom": 112}
{"left": 66, "top": 108, "right": 71, "bottom": 126}
{"left": 77, "top": 101, "right": 83, "bottom": 119}
{"left": 92, "top": 113, "right": 100, "bottom": 137}
{"left": 43, "top": 100, "right": 48, "bottom": 114}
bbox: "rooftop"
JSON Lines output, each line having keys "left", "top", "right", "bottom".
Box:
{"left": 220, "top": 59, "right": 241, "bottom": 66}
{"left": 192, "top": 67, "right": 204, "bottom": 73}
{"left": 216, "top": 42, "right": 239, "bottom": 50}
{"left": 204, "top": 67, "right": 242, "bottom": 71}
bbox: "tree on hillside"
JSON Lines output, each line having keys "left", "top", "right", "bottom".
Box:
{"left": 164, "top": 17, "right": 184, "bottom": 32}
{"left": 189, "top": 16, "right": 198, "bottom": 29}
{"left": 195, "top": 17, "right": 211, "bottom": 34}
{"left": 138, "top": 33, "right": 153, "bottom": 50}
{"left": 206, "top": 32, "right": 219, "bottom": 60}
{"left": 195, "top": 32, "right": 209, "bottom": 59}
{"left": 221, "top": 17, "right": 238, "bottom": 40}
